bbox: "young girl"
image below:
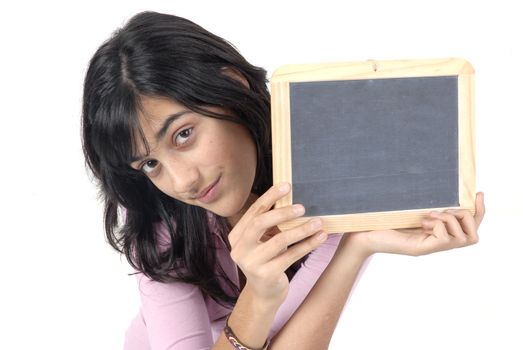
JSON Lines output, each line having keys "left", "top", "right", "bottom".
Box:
{"left": 81, "top": 11, "right": 485, "bottom": 350}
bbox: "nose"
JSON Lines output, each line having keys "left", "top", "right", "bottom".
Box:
{"left": 163, "top": 160, "right": 201, "bottom": 198}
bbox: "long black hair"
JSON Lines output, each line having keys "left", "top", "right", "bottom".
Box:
{"left": 81, "top": 11, "right": 302, "bottom": 307}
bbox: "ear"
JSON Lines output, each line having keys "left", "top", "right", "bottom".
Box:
{"left": 220, "top": 66, "right": 250, "bottom": 89}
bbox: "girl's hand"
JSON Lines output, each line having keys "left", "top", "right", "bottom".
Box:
{"left": 228, "top": 183, "right": 326, "bottom": 304}
{"left": 343, "top": 192, "right": 485, "bottom": 258}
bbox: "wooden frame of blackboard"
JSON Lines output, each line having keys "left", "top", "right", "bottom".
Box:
{"left": 270, "top": 58, "right": 475, "bottom": 233}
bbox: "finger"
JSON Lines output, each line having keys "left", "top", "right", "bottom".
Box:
{"left": 229, "top": 182, "right": 292, "bottom": 243}
{"left": 474, "top": 192, "right": 486, "bottom": 227}
{"left": 266, "top": 230, "right": 328, "bottom": 272}
{"left": 250, "top": 204, "right": 306, "bottom": 242}
{"left": 421, "top": 218, "right": 452, "bottom": 247}
{"left": 429, "top": 212, "right": 467, "bottom": 244}
{"left": 248, "top": 182, "right": 292, "bottom": 217}
{"left": 256, "top": 217, "right": 323, "bottom": 263}
{"left": 445, "top": 209, "right": 479, "bottom": 244}
{"left": 412, "top": 224, "right": 452, "bottom": 255}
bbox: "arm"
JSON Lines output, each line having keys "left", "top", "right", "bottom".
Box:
{"left": 128, "top": 183, "right": 328, "bottom": 350}
{"left": 269, "top": 235, "right": 369, "bottom": 349}
{"left": 268, "top": 233, "right": 344, "bottom": 338}
{"left": 134, "top": 274, "right": 215, "bottom": 349}
{"left": 129, "top": 273, "right": 281, "bottom": 350}
{"left": 128, "top": 233, "right": 361, "bottom": 350}
{"left": 269, "top": 192, "right": 485, "bottom": 349}
{"left": 212, "top": 283, "right": 281, "bottom": 350}
{"left": 124, "top": 182, "right": 326, "bottom": 350}
{"left": 212, "top": 183, "right": 330, "bottom": 349}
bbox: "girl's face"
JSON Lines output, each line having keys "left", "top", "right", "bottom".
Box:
{"left": 130, "top": 96, "right": 258, "bottom": 226}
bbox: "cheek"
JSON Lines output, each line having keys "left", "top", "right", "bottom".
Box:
{"left": 147, "top": 175, "right": 172, "bottom": 197}
{"left": 230, "top": 138, "right": 258, "bottom": 182}
{"left": 200, "top": 136, "right": 231, "bottom": 166}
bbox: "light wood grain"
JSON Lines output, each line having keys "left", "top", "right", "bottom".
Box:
{"left": 270, "top": 80, "right": 293, "bottom": 208}
{"left": 271, "top": 58, "right": 474, "bottom": 82}
{"left": 270, "top": 58, "right": 476, "bottom": 233}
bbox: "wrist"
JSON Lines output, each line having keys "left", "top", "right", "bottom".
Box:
{"left": 226, "top": 283, "right": 280, "bottom": 350}
{"left": 225, "top": 314, "right": 270, "bottom": 350}
{"left": 338, "top": 231, "right": 374, "bottom": 261}
{"left": 243, "top": 280, "right": 286, "bottom": 311}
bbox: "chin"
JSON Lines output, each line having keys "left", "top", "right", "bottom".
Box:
{"left": 215, "top": 188, "right": 252, "bottom": 218}
{"left": 212, "top": 202, "right": 243, "bottom": 218}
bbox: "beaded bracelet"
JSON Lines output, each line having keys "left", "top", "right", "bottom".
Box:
{"left": 224, "top": 315, "right": 270, "bottom": 350}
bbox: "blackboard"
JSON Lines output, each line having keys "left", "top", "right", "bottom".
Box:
{"left": 271, "top": 58, "right": 475, "bottom": 232}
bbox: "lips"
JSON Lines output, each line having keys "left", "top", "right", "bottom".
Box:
{"left": 194, "top": 177, "right": 220, "bottom": 200}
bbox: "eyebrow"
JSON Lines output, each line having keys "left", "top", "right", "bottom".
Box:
{"left": 130, "top": 110, "right": 191, "bottom": 164}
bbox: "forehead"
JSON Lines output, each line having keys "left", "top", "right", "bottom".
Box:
{"left": 131, "top": 96, "right": 190, "bottom": 158}
{"left": 138, "top": 96, "right": 187, "bottom": 127}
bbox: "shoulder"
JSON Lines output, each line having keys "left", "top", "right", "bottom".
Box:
{"left": 136, "top": 272, "right": 204, "bottom": 301}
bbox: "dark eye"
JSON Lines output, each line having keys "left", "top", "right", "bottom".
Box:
{"left": 174, "top": 128, "right": 193, "bottom": 146}
{"left": 141, "top": 159, "right": 158, "bottom": 174}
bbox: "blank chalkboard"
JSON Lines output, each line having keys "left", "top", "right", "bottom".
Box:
{"left": 271, "top": 58, "right": 475, "bottom": 233}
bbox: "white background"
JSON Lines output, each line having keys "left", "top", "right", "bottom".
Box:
{"left": 1, "top": 1, "right": 521, "bottom": 349}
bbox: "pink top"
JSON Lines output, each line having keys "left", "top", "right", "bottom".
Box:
{"left": 123, "top": 211, "right": 344, "bottom": 350}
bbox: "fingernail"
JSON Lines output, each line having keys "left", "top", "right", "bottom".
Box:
{"left": 279, "top": 182, "right": 290, "bottom": 192}
{"left": 293, "top": 204, "right": 305, "bottom": 216}
{"left": 310, "top": 218, "right": 322, "bottom": 230}
{"left": 316, "top": 231, "right": 327, "bottom": 241}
